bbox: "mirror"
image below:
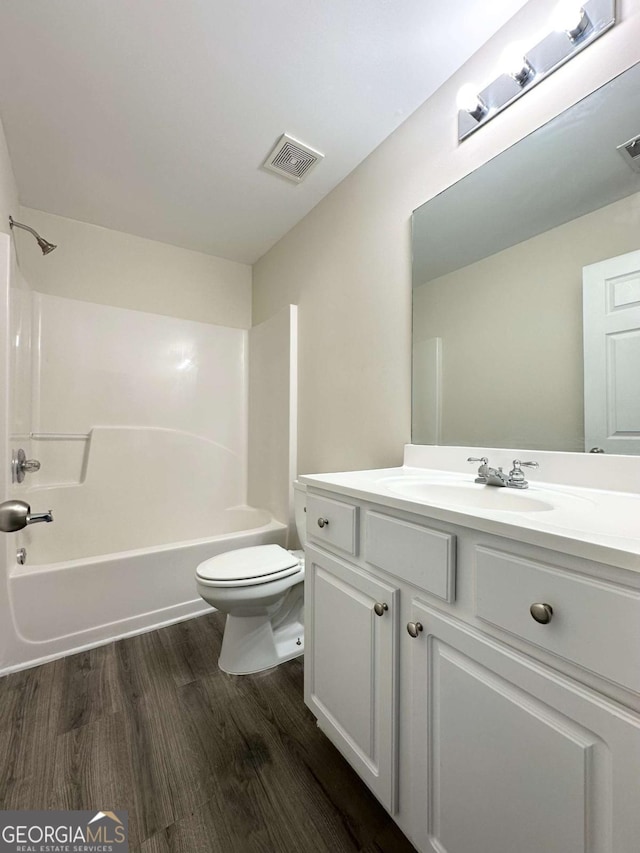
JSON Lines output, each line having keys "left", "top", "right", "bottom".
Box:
{"left": 412, "top": 62, "right": 640, "bottom": 454}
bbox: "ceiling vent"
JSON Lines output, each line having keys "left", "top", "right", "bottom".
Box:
{"left": 617, "top": 134, "right": 640, "bottom": 173}
{"left": 263, "top": 134, "right": 324, "bottom": 183}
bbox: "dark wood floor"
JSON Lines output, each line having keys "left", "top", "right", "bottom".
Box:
{"left": 0, "top": 612, "right": 416, "bottom": 852}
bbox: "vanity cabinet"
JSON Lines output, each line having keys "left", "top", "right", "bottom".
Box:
{"left": 409, "top": 603, "right": 640, "bottom": 853}
{"left": 304, "top": 545, "right": 399, "bottom": 811}
{"left": 303, "top": 484, "right": 640, "bottom": 853}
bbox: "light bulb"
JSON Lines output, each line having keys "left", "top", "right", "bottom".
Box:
{"left": 551, "top": 1, "right": 589, "bottom": 39}
{"left": 499, "top": 42, "right": 534, "bottom": 85}
{"left": 456, "top": 84, "right": 486, "bottom": 120}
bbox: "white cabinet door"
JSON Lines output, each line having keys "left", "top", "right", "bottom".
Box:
{"left": 583, "top": 249, "right": 640, "bottom": 453}
{"left": 409, "top": 603, "right": 640, "bottom": 853}
{"left": 304, "top": 545, "right": 399, "bottom": 812}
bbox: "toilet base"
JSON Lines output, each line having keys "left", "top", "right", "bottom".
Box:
{"left": 218, "top": 612, "right": 304, "bottom": 675}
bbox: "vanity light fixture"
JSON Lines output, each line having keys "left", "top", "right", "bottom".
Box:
{"left": 499, "top": 42, "right": 535, "bottom": 87}
{"left": 456, "top": 84, "right": 488, "bottom": 121}
{"left": 457, "top": 0, "right": 615, "bottom": 142}
{"left": 551, "top": 1, "right": 591, "bottom": 40}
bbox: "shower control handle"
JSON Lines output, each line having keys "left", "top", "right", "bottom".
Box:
{"left": 0, "top": 499, "right": 53, "bottom": 533}
{"left": 12, "top": 449, "right": 41, "bottom": 484}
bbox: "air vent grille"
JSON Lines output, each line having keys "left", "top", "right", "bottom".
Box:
{"left": 263, "top": 134, "right": 324, "bottom": 183}
{"left": 617, "top": 134, "right": 640, "bottom": 172}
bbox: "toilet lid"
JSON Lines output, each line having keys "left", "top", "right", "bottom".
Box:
{"left": 196, "top": 544, "right": 300, "bottom": 583}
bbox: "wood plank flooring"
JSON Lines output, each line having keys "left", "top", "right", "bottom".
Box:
{"left": 0, "top": 612, "right": 416, "bottom": 852}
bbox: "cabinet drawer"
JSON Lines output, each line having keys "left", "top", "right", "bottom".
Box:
{"left": 307, "top": 493, "right": 359, "bottom": 556}
{"left": 365, "top": 511, "right": 455, "bottom": 602}
{"left": 476, "top": 546, "right": 640, "bottom": 693}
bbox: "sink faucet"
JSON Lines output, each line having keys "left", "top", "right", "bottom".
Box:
{"left": 468, "top": 457, "right": 539, "bottom": 489}
{"left": 468, "top": 457, "right": 509, "bottom": 487}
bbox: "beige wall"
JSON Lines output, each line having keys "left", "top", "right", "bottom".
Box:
{"left": 0, "top": 116, "right": 18, "bottom": 235}
{"left": 253, "top": 0, "right": 640, "bottom": 475}
{"left": 15, "top": 207, "right": 252, "bottom": 328}
{"left": 414, "top": 191, "right": 640, "bottom": 453}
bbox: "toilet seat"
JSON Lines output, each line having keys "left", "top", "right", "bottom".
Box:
{"left": 196, "top": 544, "right": 302, "bottom": 588}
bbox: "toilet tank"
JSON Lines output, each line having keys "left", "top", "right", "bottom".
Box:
{"left": 293, "top": 480, "right": 307, "bottom": 547}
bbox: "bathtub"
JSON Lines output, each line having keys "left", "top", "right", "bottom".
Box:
{"left": 2, "top": 427, "right": 289, "bottom": 673}
{"left": 7, "top": 506, "right": 286, "bottom": 671}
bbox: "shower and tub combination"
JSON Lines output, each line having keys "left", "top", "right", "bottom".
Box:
{"left": 9, "top": 427, "right": 288, "bottom": 660}
{"left": 0, "top": 223, "right": 297, "bottom": 674}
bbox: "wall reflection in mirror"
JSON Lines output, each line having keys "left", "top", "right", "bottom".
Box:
{"left": 412, "top": 61, "right": 640, "bottom": 455}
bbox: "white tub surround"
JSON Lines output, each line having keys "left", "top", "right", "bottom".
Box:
{"left": 17, "top": 426, "right": 249, "bottom": 563}
{"left": 248, "top": 305, "right": 298, "bottom": 540}
{"left": 28, "top": 292, "right": 248, "bottom": 480}
{"left": 9, "top": 261, "right": 32, "bottom": 444}
{"left": 0, "top": 289, "right": 299, "bottom": 674}
{"left": 301, "top": 445, "right": 640, "bottom": 853}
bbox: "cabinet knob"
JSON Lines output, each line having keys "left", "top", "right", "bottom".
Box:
{"left": 530, "top": 603, "right": 553, "bottom": 624}
{"left": 407, "top": 621, "right": 423, "bottom": 638}
{"left": 373, "top": 602, "right": 388, "bottom": 617}
{"left": 317, "top": 517, "right": 329, "bottom": 529}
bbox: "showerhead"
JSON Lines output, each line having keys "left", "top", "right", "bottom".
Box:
{"left": 36, "top": 236, "right": 57, "bottom": 255}
{"left": 9, "top": 216, "right": 57, "bottom": 255}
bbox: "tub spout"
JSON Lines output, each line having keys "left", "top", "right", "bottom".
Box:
{"left": 28, "top": 509, "right": 53, "bottom": 525}
{"left": 0, "top": 499, "right": 53, "bottom": 532}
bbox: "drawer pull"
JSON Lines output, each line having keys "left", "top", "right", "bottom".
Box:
{"left": 407, "top": 621, "right": 424, "bottom": 638}
{"left": 373, "top": 602, "right": 388, "bottom": 617}
{"left": 317, "top": 517, "right": 330, "bottom": 529}
{"left": 530, "top": 603, "right": 553, "bottom": 624}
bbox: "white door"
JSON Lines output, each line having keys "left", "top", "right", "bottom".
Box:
{"left": 409, "top": 603, "right": 640, "bottom": 853}
{"left": 304, "top": 545, "right": 399, "bottom": 812}
{"left": 583, "top": 249, "right": 640, "bottom": 453}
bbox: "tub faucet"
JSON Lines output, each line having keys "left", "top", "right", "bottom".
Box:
{"left": 0, "top": 499, "right": 53, "bottom": 532}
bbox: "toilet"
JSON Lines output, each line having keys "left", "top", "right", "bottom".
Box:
{"left": 195, "top": 481, "right": 306, "bottom": 675}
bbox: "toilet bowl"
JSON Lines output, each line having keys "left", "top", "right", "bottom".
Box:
{"left": 195, "top": 482, "right": 306, "bottom": 675}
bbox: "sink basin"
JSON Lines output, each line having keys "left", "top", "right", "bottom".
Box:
{"left": 382, "top": 479, "right": 555, "bottom": 513}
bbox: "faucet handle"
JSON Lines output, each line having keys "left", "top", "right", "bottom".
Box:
{"left": 508, "top": 459, "right": 539, "bottom": 489}
{"left": 512, "top": 460, "right": 539, "bottom": 470}
{"left": 468, "top": 456, "right": 490, "bottom": 484}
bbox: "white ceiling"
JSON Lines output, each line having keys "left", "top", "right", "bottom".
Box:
{"left": 0, "top": 1, "right": 528, "bottom": 264}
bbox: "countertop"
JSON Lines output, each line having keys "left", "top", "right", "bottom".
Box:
{"left": 300, "top": 466, "right": 640, "bottom": 574}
